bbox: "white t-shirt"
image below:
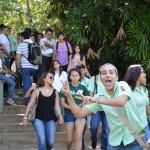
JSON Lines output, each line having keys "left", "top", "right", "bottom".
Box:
{"left": 0, "top": 34, "right": 10, "bottom": 57}
{"left": 16, "top": 39, "right": 38, "bottom": 69}
{"left": 52, "top": 71, "right": 67, "bottom": 92}
{"left": 40, "top": 38, "right": 57, "bottom": 50}
{"left": 40, "top": 38, "right": 57, "bottom": 57}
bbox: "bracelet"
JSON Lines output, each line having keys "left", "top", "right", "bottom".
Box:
{"left": 58, "top": 114, "right": 62, "bottom": 118}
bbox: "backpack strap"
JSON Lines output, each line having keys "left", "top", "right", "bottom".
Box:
{"left": 56, "top": 42, "right": 59, "bottom": 53}
{"left": 94, "top": 75, "right": 98, "bottom": 94}
{"left": 21, "top": 41, "right": 32, "bottom": 63}
{"left": 65, "top": 41, "right": 69, "bottom": 51}
{"left": 65, "top": 41, "right": 70, "bottom": 56}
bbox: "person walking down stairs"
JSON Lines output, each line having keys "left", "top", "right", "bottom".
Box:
{"left": 23, "top": 72, "right": 63, "bottom": 150}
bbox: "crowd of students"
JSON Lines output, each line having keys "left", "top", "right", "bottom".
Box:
{"left": 0, "top": 24, "right": 150, "bottom": 150}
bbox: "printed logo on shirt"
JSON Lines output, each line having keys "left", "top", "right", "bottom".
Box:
{"left": 70, "top": 90, "right": 83, "bottom": 99}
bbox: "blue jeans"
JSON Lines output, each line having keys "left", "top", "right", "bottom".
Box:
{"left": 33, "top": 119, "right": 56, "bottom": 150}
{"left": 90, "top": 111, "right": 109, "bottom": 149}
{"left": 20, "top": 67, "right": 37, "bottom": 103}
{"left": 4, "top": 57, "right": 10, "bottom": 69}
{"left": 0, "top": 73, "right": 15, "bottom": 99}
{"left": 107, "top": 135, "right": 146, "bottom": 150}
{"left": 145, "top": 124, "right": 150, "bottom": 139}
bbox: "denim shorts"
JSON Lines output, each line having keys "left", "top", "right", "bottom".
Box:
{"left": 64, "top": 113, "right": 87, "bottom": 124}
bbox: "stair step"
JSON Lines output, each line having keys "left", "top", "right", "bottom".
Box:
{"left": 4, "top": 96, "right": 25, "bottom": 105}
{"left": 0, "top": 123, "right": 66, "bottom": 132}
{"left": 0, "top": 114, "right": 24, "bottom": 123}
{"left": 0, "top": 132, "right": 91, "bottom": 143}
{"left": 0, "top": 142, "right": 97, "bottom": 150}
{"left": 3, "top": 106, "right": 26, "bottom": 114}
{"left": 0, "top": 123, "right": 34, "bottom": 132}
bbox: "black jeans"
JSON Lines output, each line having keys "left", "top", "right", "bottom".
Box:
{"left": 62, "top": 64, "right": 68, "bottom": 72}
{"left": 38, "top": 56, "right": 52, "bottom": 77}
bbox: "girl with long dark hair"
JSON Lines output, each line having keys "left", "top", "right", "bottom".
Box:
{"left": 124, "top": 64, "right": 150, "bottom": 144}
{"left": 50, "top": 60, "right": 67, "bottom": 92}
{"left": 23, "top": 71, "right": 63, "bottom": 150}
{"left": 68, "top": 45, "right": 90, "bottom": 76}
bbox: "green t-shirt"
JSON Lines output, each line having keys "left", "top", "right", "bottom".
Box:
{"left": 88, "top": 74, "right": 105, "bottom": 95}
{"left": 132, "top": 86, "right": 149, "bottom": 127}
{"left": 80, "top": 77, "right": 89, "bottom": 88}
{"left": 60, "top": 83, "right": 89, "bottom": 114}
{"left": 86, "top": 81, "right": 145, "bottom": 146}
{"left": 7, "top": 34, "right": 18, "bottom": 52}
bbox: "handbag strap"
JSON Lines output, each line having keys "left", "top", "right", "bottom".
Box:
{"left": 114, "top": 108, "right": 146, "bottom": 149}
{"left": 35, "top": 88, "right": 40, "bottom": 105}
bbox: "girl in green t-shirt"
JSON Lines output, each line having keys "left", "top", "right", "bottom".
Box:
{"left": 60, "top": 68, "right": 89, "bottom": 150}
{"left": 124, "top": 64, "right": 150, "bottom": 144}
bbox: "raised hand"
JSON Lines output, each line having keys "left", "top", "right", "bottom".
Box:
{"left": 61, "top": 80, "right": 71, "bottom": 97}
{"left": 76, "top": 92, "right": 96, "bottom": 104}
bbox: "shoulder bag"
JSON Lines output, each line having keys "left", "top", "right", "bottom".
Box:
{"left": 27, "top": 89, "right": 39, "bottom": 122}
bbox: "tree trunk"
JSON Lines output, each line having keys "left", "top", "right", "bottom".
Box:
{"left": 26, "top": 0, "right": 32, "bottom": 23}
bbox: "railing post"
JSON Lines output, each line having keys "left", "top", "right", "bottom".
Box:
{"left": 0, "top": 82, "right": 3, "bottom": 113}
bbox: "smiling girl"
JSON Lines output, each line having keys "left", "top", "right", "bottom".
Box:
{"left": 61, "top": 63, "right": 146, "bottom": 150}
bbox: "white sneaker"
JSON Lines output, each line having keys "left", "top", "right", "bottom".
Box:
{"left": 7, "top": 100, "right": 17, "bottom": 106}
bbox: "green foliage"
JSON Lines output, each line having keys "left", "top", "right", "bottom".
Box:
{"left": 57, "top": 0, "right": 150, "bottom": 78}
{"left": 0, "top": 0, "right": 54, "bottom": 33}
{"left": 124, "top": 8, "right": 150, "bottom": 74}
{"left": 1, "top": 0, "right": 150, "bottom": 78}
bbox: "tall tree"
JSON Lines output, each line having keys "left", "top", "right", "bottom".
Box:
{"left": 26, "top": 0, "right": 32, "bottom": 24}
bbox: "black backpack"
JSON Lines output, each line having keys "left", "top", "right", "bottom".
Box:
{"left": 23, "top": 42, "right": 42, "bottom": 65}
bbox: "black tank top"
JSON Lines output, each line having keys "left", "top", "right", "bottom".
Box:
{"left": 35, "top": 89, "right": 57, "bottom": 121}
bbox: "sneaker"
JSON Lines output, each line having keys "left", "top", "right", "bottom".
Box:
{"left": 7, "top": 100, "right": 17, "bottom": 106}
{"left": 91, "top": 141, "right": 97, "bottom": 149}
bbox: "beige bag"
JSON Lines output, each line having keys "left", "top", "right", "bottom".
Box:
{"left": 27, "top": 89, "right": 39, "bottom": 122}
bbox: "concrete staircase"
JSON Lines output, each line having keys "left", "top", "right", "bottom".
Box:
{"left": 0, "top": 94, "right": 99, "bottom": 150}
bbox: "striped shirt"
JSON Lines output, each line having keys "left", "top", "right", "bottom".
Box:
{"left": 16, "top": 39, "right": 38, "bottom": 69}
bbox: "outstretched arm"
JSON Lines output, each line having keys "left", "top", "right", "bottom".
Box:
{"left": 77, "top": 94, "right": 128, "bottom": 107}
